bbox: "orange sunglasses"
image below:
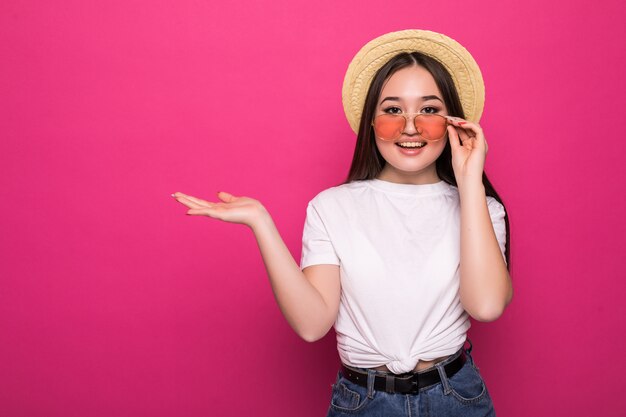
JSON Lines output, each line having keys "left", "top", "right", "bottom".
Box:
{"left": 371, "top": 112, "right": 452, "bottom": 142}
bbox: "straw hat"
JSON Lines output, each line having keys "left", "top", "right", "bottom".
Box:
{"left": 341, "top": 29, "right": 485, "bottom": 134}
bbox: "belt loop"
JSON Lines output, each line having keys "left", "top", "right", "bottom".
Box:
{"left": 466, "top": 337, "right": 473, "bottom": 354}
{"left": 366, "top": 369, "right": 376, "bottom": 399}
{"left": 385, "top": 374, "right": 395, "bottom": 394}
{"left": 435, "top": 362, "right": 452, "bottom": 395}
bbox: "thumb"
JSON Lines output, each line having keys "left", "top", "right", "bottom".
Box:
{"left": 217, "top": 191, "right": 237, "bottom": 202}
{"left": 446, "top": 125, "right": 460, "bottom": 151}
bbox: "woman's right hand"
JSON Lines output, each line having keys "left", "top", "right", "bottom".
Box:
{"left": 171, "top": 191, "right": 269, "bottom": 229}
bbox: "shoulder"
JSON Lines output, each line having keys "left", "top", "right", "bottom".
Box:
{"left": 307, "top": 180, "right": 369, "bottom": 207}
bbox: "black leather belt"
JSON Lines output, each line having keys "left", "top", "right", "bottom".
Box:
{"left": 340, "top": 349, "right": 466, "bottom": 394}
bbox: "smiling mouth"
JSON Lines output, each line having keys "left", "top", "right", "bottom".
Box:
{"left": 396, "top": 141, "right": 427, "bottom": 148}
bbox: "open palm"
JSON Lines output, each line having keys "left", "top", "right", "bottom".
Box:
{"left": 171, "top": 191, "right": 267, "bottom": 228}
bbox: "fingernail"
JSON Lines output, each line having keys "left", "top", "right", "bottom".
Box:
{"left": 171, "top": 193, "right": 176, "bottom": 197}
{"left": 458, "top": 122, "right": 466, "bottom": 125}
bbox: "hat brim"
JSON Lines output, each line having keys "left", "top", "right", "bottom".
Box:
{"left": 342, "top": 29, "right": 485, "bottom": 134}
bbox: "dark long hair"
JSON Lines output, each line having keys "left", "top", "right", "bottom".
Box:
{"left": 339, "top": 51, "right": 511, "bottom": 270}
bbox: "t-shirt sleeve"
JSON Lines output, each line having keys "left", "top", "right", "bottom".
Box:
{"left": 300, "top": 201, "right": 341, "bottom": 270}
{"left": 487, "top": 197, "right": 508, "bottom": 266}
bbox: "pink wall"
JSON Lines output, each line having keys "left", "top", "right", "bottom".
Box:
{"left": 1, "top": 1, "right": 625, "bottom": 415}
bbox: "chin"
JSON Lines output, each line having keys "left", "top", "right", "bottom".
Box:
{"left": 377, "top": 140, "right": 445, "bottom": 170}
{"left": 387, "top": 151, "right": 441, "bottom": 170}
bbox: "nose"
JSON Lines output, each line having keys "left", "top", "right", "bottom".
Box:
{"left": 404, "top": 114, "right": 423, "bottom": 136}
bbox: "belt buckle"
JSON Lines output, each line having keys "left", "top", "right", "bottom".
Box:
{"left": 408, "top": 373, "right": 420, "bottom": 394}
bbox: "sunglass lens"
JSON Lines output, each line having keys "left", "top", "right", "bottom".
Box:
{"left": 416, "top": 114, "right": 447, "bottom": 140}
{"left": 373, "top": 115, "right": 404, "bottom": 141}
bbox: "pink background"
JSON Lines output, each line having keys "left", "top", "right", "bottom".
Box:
{"left": 1, "top": 1, "right": 625, "bottom": 416}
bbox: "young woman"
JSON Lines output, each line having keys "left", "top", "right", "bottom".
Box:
{"left": 172, "top": 29, "right": 511, "bottom": 417}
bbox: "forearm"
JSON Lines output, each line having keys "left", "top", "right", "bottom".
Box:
{"left": 458, "top": 181, "right": 512, "bottom": 321}
{"left": 250, "top": 212, "right": 330, "bottom": 341}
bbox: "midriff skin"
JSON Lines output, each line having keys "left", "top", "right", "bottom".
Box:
{"left": 372, "top": 353, "right": 453, "bottom": 374}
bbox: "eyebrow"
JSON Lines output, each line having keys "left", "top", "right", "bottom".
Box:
{"left": 379, "top": 95, "right": 443, "bottom": 105}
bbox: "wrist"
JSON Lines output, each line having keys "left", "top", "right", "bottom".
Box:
{"left": 249, "top": 206, "right": 273, "bottom": 232}
{"left": 457, "top": 179, "right": 485, "bottom": 197}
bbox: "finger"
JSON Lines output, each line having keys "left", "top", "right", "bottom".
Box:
{"left": 445, "top": 115, "right": 464, "bottom": 122}
{"left": 445, "top": 117, "right": 466, "bottom": 148}
{"left": 175, "top": 195, "right": 205, "bottom": 209}
{"left": 448, "top": 119, "right": 486, "bottom": 152}
{"left": 459, "top": 121, "right": 486, "bottom": 152}
{"left": 187, "top": 207, "right": 218, "bottom": 217}
{"left": 446, "top": 125, "right": 462, "bottom": 151}
{"left": 456, "top": 126, "right": 472, "bottom": 143}
{"left": 178, "top": 193, "right": 213, "bottom": 207}
{"left": 217, "top": 191, "right": 238, "bottom": 203}
{"left": 447, "top": 118, "right": 482, "bottom": 136}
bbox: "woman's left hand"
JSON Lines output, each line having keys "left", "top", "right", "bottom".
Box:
{"left": 445, "top": 116, "right": 488, "bottom": 188}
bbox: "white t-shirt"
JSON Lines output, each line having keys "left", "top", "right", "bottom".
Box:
{"left": 299, "top": 178, "right": 507, "bottom": 374}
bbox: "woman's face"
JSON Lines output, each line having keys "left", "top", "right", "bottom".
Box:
{"left": 373, "top": 65, "right": 449, "bottom": 184}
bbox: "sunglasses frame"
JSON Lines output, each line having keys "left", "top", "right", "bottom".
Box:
{"left": 371, "top": 112, "right": 452, "bottom": 142}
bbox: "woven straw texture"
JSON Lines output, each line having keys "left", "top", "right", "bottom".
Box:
{"left": 341, "top": 29, "right": 485, "bottom": 134}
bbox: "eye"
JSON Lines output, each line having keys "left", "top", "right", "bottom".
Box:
{"left": 382, "top": 106, "right": 402, "bottom": 114}
{"left": 421, "top": 106, "right": 441, "bottom": 114}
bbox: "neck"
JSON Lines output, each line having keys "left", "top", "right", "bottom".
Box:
{"left": 376, "top": 165, "right": 440, "bottom": 185}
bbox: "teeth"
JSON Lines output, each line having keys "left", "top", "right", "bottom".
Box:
{"left": 397, "top": 142, "right": 426, "bottom": 148}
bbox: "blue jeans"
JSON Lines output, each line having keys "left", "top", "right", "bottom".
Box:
{"left": 326, "top": 340, "right": 496, "bottom": 416}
